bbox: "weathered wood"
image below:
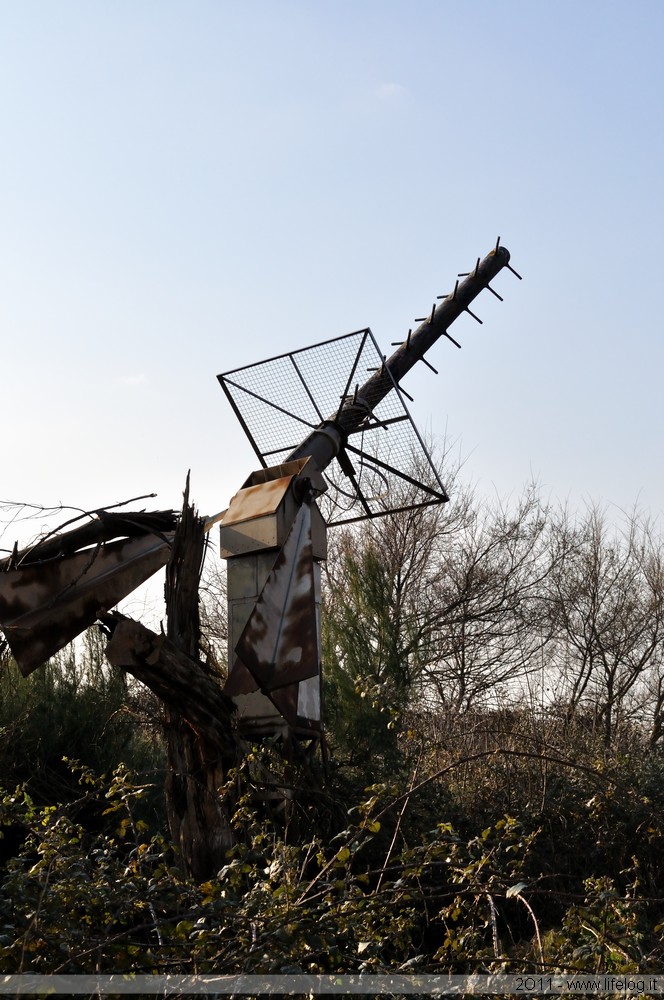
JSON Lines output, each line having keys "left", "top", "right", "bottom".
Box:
{"left": 0, "top": 509, "right": 177, "bottom": 569}
{"left": 103, "top": 616, "right": 236, "bottom": 755}
{"left": 105, "top": 479, "right": 240, "bottom": 880}
{"left": 165, "top": 480, "right": 237, "bottom": 879}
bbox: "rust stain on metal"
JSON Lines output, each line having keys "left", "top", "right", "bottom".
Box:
{"left": 223, "top": 657, "right": 262, "bottom": 697}
{"left": 221, "top": 476, "right": 294, "bottom": 527}
{"left": 234, "top": 504, "right": 318, "bottom": 692}
{"left": 0, "top": 510, "right": 177, "bottom": 676}
{"left": 269, "top": 683, "right": 300, "bottom": 728}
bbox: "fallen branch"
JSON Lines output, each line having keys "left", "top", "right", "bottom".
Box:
{"left": 103, "top": 613, "right": 237, "bottom": 759}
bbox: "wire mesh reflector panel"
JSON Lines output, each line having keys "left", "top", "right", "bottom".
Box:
{"left": 218, "top": 329, "right": 447, "bottom": 525}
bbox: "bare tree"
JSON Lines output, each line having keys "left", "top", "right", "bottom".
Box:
{"left": 545, "top": 504, "right": 664, "bottom": 746}
{"left": 421, "top": 484, "right": 551, "bottom": 711}
{"left": 636, "top": 533, "right": 664, "bottom": 746}
{"left": 198, "top": 551, "right": 229, "bottom": 675}
{"left": 323, "top": 475, "right": 552, "bottom": 725}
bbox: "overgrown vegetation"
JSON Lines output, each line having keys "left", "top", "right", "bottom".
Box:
{"left": 2, "top": 482, "right": 664, "bottom": 974}
{"left": 0, "top": 630, "right": 164, "bottom": 818}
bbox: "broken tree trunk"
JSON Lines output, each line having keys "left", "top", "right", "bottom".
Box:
{"left": 163, "top": 480, "right": 237, "bottom": 879}
{"left": 104, "top": 481, "right": 239, "bottom": 880}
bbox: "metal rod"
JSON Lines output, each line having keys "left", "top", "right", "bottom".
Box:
{"left": 290, "top": 353, "right": 325, "bottom": 423}
{"left": 333, "top": 328, "right": 371, "bottom": 422}
{"left": 219, "top": 327, "right": 371, "bottom": 378}
{"left": 345, "top": 444, "right": 447, "bottom": 500}
{"left": 346, "top": 414, "right": 408, "bottom": 434}
{"left": 287, "top": 245, "right": 512, "bottom": 471}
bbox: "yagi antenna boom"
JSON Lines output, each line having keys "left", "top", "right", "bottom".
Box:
{"left": 287, "top": 245, "right": 512, "bottom": 474}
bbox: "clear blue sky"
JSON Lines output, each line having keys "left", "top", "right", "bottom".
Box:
{"left": 2, "top": 0, "right": 663, "bottom": 547}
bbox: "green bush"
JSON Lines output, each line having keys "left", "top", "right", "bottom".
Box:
{"left": 0, "top": 631, "right": 165, "bottom": 822}
{"left": 2, "top": 743, "right": 664, "bottom": 976}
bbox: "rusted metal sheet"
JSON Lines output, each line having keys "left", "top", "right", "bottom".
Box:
{"left": 223, "top": 476, "right": 294, "bottom": 526}
{"left": 234, "top": 504, "right": 318, "bottom": 693}
{"left": 0, "top": 513, "right": 176, "bottom": 676}
{"left": 219, "top": 475, "right": 296, "bottom": 558}
{"left": 224, "top": 500, "right": 322, "bottom": 733}
{"left": 219, "top": 457, "right": 328, "bottom": 560}
{"left": 223, "top": 657, "right": 262, "bottom": 697}
{"left": 226, "top": 681, "right": 319, "bottom": 733}
{"left": 241, "top": 458, "right": 327, "bottom": 494}
{"left": 269, "top": 683, "right": 300, "bottom": 728}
